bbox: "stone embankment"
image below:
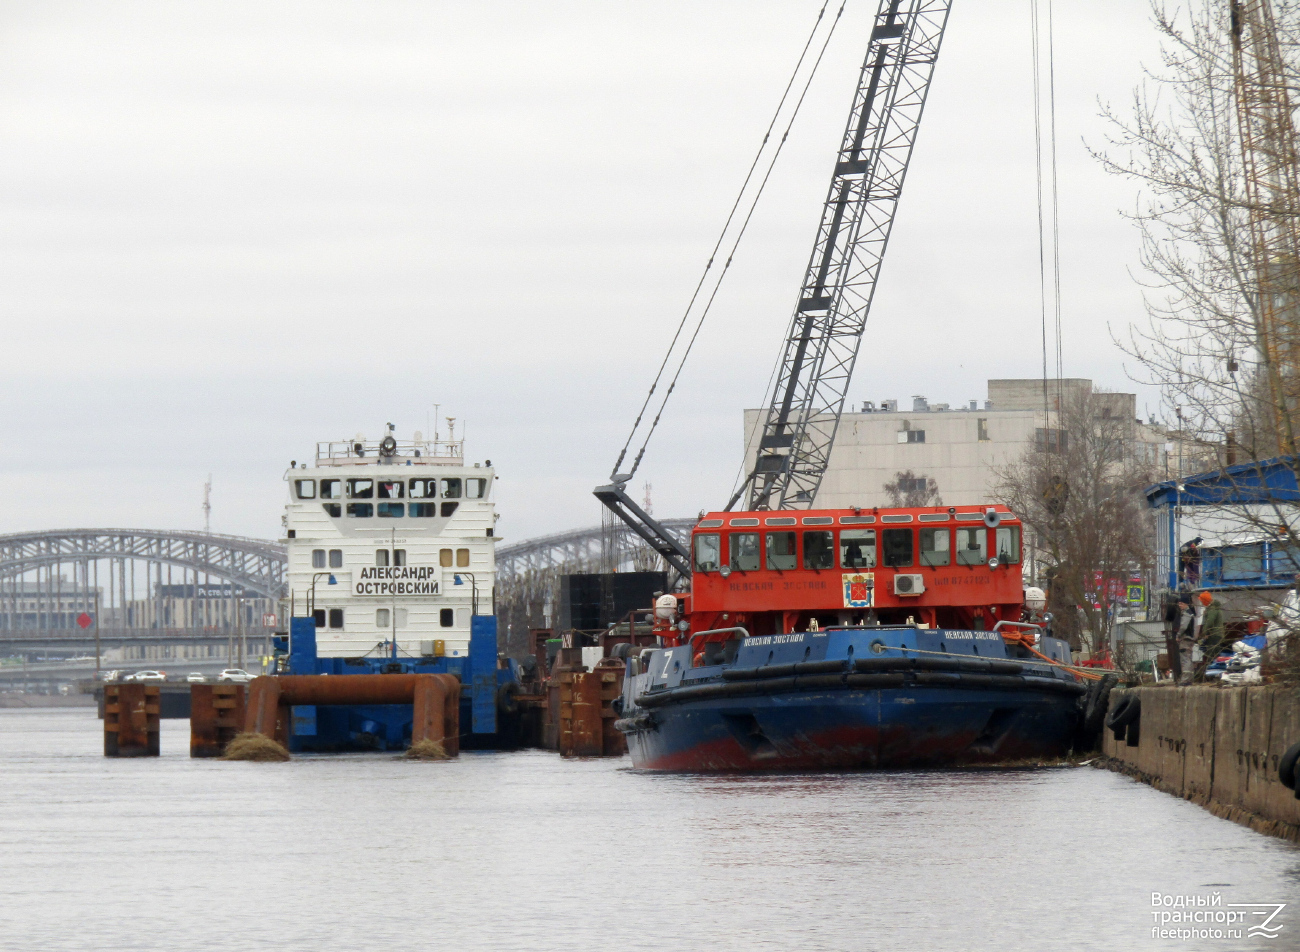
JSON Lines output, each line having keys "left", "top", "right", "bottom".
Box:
{"left": 1100, "top": 684, "right": 1300, "bottom": 842}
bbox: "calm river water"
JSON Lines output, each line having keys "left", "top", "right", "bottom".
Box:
{"left": 2, "top": 709, "right": 1299, "bottom": 951}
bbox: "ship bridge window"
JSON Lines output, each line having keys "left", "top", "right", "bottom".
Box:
{"left": 329, "top": 608, "right": 343, "bottom": 629}
{"left": 956, "top": 528, "right": 987, "bottom": 565}
{"left": 731, "top": 518, "right": 759, "bottom": 527}
{"left": 881, "top": 528, "right": 914, "bottom": 567}
{"left": 996, "top": 526, "right": 1021, "bottom": 564}
{"left": 440, "top": 608, "right": 454, "bottom": 628}
{"left": 441, "top": 502, "right": 459, "bottom": 517}
{"left": 441, "top": 478, "right": 462, "bottom": 499}
{"left": 376, "top": 608, "right": 390, "bottom": 628}
{"left": 313, "top": 609, "right": 326, "bottom": 628}
{"left": 466, "top": 478, "right": 487, "bottom": 499}
{"left": 346, "top": 503, "right": 373, "bottom": 518}
{"left": 920, "top": 528, "right": 951, "bottom": 567}
{"left": 322, "top": 503, "right": 341, "bottom": 517}
{"left": 320, "top": 479, "right": 342, "bottom": 499}
{"left": 698, "top": 519, "right": 724, "bottom": 528}
{"left": 803, "top": 531, "right": 834, "bottom": 570}
{"left": 765, "top": 517, "right": 797, "bottom": 526}
{"left": 918, "top": 513, "right": 949, "bottom": 522}
{"left": 881, "top": 514, "right": 913, "bottom": 523}
{"left": 410, "top": 503, "right": 435, "bottom": 517}
{"left": 457, "top": 548, "right": 470, "bottom": 567}
{"left": 694, "top": 533, "right": 721, "bottom": 572}
{"left": 841, "top": 515, "right": 875, "bottom": 524}
{"left": 347, "top": 479, "right": 373, "bottom": 499}
{"left": 802, "top": 517, "right": 833, "bottom": 525}
{"left": 841, "top": 529, "right": 876, "bottom": 568}
{"left": 729, "top": 532, "right": 760, "bottom": 572}
{"left": 409, "top": 479, "right": 436, "bottom": 498}
{"left": 295, "top": 480, "right": 316, "bottom": 499}
{"left": 312, "top": 549, "right": 326, "bottom": 568}
{"left": 377, "top": 502, "right": 405, "bottom": 518}
{"left": 766, "top": 532, "right": 797, "bottom": 571}
{"left": 329, "top": 549, "right": 342, "bottom": 568}
{"left": 378, "top": 481, "right": 404, "bottom": 499}
{"left": 440, "top": 549, "right": 453, "bottom": 567}
{"left": 955, "top": 512, "right": 983, "bottom": 521}
{"left": 376, "top": 549, "right": 389, "bottom": 567}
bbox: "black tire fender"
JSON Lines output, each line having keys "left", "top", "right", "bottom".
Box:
{"left": 1106, "top": 693, "right": 1140, "bottom": 730}
{"left": 1279, "top": 741, "right": 1300, "bottom": 790}
{"left": 496, "top": 681, "right": 520, "bottom": 717}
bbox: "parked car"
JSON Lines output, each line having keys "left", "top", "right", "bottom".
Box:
{"left": 217, "top": 669, "right": 254, "bottom": 683}
{"left": 100, "top": 669, "right": 123, "bottom": 683}
{"left": 185, "top": 672, "right": 206, "bottom": 683}
{"left": 128, "top": 670, "right": 167, "bottom": 682}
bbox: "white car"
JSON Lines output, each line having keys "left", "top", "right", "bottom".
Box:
{"left": 129, "top": 670, "right": 167, "bottom": 682}
{"left": 185, "top": 672, "right": 206, "bottom": 683}
{"left": 217, "top": 669, "right": 254, "bottom": 683}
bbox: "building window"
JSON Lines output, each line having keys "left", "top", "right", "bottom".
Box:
{"left": 440, "top": 608, "right": 454, "bottom": 628}
{"left": 977, "top": 418, "right": 990, "bottom": 442}
{"left": 897, "top": 429, "right": 926, "bottom": 444}
{"left": 441, "top": 478, "right": 462, "bottom": 499}
{"left": 329, "top": 549, "right": 343, "bottom": 568}
{"left": 920, "top": 528, "right": 950, "bottom": 566}
{"left": 312, "top": 609, "right": 325, "bottom": 628}
{"left": 295, "top": 479, "right": 316, "bottom": 499}
{"left": 376, "top": 608, "right": 390, "bottom": 627}
{"left": 441, "top": 502, "right": 459, "bottom": 517}
{"left": 312, "top": 549, "right": 326, "bottom": 569}
{"left": 376, "top": 549, "right": 390, "bottom": 567}
{"left": 803, "top": 531, "right": 834, "bottom": 570}
{"left": 440, "top": 549, "right": 453, "bottom": 567}
{"left": 320, "top": 479, "right": 342, "bottom": 499}
{"left": 1036, "top": 428, "right": 1068, "bottom": 454}
{"left": 840, "top": 529, "right": 876, "bottom": 568}
{"left": 377, "top": 502, "right": 405, "bottom": 518}
{"left": 328, "top": 609, "right": 343, "bottom": 629}
{"left": 881, "top": 528, "right": 914, "bottom": 567}
{"left": 897, "top": 477, "right": 928, "bottom": 494}
{"left": 456, "top": 548, "right": 470, "bottom": 568}
{"left": 729, "top": 532, "right": 761, "bottom": 571}
{"left": 766, "top": 531, "right": 797, "bottom": 571}
{"left": 346, "top": 503, "right": 373, "bottom": 518}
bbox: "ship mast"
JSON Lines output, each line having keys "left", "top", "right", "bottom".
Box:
{"left": 1231, "top": 0, "right": 1300, "bottom": 454}
{"left": 738, "top": 0, "right": 952, "bottom": 510}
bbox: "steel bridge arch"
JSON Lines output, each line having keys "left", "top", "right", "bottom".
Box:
{"left": 0, "top": 529, "right": 288, "bottom": 599}
{"left": 495, "top": 518, "right": 696, "bottom": 579}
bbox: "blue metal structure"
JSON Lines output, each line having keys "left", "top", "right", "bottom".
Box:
{"left": 278, "top": 614, "right": 516, "bottom": 752}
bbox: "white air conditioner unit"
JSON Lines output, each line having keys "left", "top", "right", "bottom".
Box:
{"left": 894, "top": 574, "right": 925, "bottom": 596}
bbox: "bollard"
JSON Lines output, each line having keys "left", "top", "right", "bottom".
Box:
{"left": 190, "top": 683, "right": 247, "bottom": 758}
{"left": 104, "top": 683, "right": 160, "bottom": 757}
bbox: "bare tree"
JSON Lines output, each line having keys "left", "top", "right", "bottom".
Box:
{"left": 995, "top": 389, "right": 1156, "bottom": 657}
{"left": 883, "top": 470, "right": 943, "bottom": 507}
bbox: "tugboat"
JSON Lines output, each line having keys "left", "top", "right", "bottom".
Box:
{"left": 614, "top": 505, "right": 1107, "bottom": 770}
{"left": 276, "top": 424, "right": 521, "bottom": 751}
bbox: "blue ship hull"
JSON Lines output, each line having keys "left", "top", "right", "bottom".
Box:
{"left": 617, "top": 626, "right": 1086, "bottom": 771}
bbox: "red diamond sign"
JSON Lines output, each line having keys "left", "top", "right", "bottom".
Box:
{"left": 76, "top": 613, "right": 93, "bottom": 629}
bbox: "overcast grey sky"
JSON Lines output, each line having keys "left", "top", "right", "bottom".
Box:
{"left": 0, "top": 0, "right": 1163, "bottom": 543}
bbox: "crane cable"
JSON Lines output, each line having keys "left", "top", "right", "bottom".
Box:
{"left": 1030, "top": 0, "right": 1063, "bottom": 420}
{"left": 610, "top": 1, "right": 847, "bottom": 482}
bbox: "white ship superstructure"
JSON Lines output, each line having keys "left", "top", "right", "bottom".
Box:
{"left": 284, "top": 427, "right": 496, "bottom": 659}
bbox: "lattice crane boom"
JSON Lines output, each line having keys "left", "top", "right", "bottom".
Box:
{"left": 740, "top": 0, "right": 952, "bottom": 510}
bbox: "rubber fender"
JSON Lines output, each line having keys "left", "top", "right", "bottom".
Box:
{"left": 846, "top": 672, "right": 907, "bottom": 689}
{"left": 985, "top": 675, "right": 1027, "bottom": 690}
{"left": 1106, "top": 693, "right": 1140, "bottom": 731}
{"left": 613, "top": 714, "right": 656, "bottom": 733}
{"left": 635, "top": 690, "right": 671, "bottom": 709}
{"left": 852, "top": 658, "right": 916, "bottom": 673}
{"left": 721, "top": 664, "right": 797, "bottom": 681}
{"left": 1079, "top": 674, "right": 1117, "bottom": 751}
{"left": 1279, "top": 741, "right": 1300, "bottom": 791}
{"left": 1125, "top": 719, "right": 1140, "bottom": 747}
{"left": 914, "top": 671, "right": 963, "bottom": 686}
{"left": 986, "top": 661, "right": 1025, "bottom": 675}
{"left": 610, "top": 694, "right": 625, "bottom": 717}
{"left": 496, "top": 682, "right": 520, "bottom": 717}
{"left": 793, "top": 659, "right": 849, "bottom": 676}
{"left": 793, "top": 674, "right": 849, "bottom": 691}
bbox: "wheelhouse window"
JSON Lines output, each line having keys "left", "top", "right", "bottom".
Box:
{"left": 466, "top": 478, "right": 487, "bottom": 499}
{"left": 881, "top": 528, "right": 914, "bottom": 567}
{"left": 377, "top": 502, "right": 404, "bottom": 518}
{"left": 803, "top": 531, "right": 834, "bottom": 570}
{"left": 456, "top": 548, "right": 470, "bottom": 567}
{"left": 920, "top": 528, "right": 950, "bottom": 567}
{"left": 441, "top": 478, "right": 462, "bottom": 499}
{"left": 729, "top": 533, "right": 760, "bottom": 572}
{"left": 312, "top": 609, "right": 326, "bottom": 628}
{"left": 376, "top": 549, "right": 390, "bottom": 567}
{"left": 956, "top": 528, "right": 986, "bottom": 565}
{"left": 295, "top": 479, "right": 316, "bottom": 499}
{"left": 322, "top": 503, "right": 341, "bottom": 517}
{"left": 378, "top": 481, "right": 404, "bottom": 499}
{"left": 766, "top": 532, "right": 797, "bottom": 571}
{"left": 320, "top": 479, "right": 342, "bottom": 499}
{"left": 312, "top": 549, "right": 326, "bottom": 569}
{"left": 328, "top": 608, "right": 343, "bottom": 629}
{"left": 996, "top": 526, "right": 1021, "bottom": 564}
{"left": 441, "top": 502, "right": 459, "bottom": 517}
{"left": 347, "top": 479, "right": 373, "bottom": 499}
{"left": 394, "top": 549, "right": 406, "bottom": 566}
{"left": 694, "top": 533, "right": 721, "bottom": 572}
{"left": 409, "top": 479, "right": 436, "bottom": 498}
{"left": 440, "top": 608, "right": 454, "bottom": 628}
{"left": 840, "top": 529, "right": 876, "bottom": 568}
{"left": 410, "top": 503, "right": 435, "bottom": 517}
{"left": 346, "top": 503, "right": 373, "bottom": 518}
{"left": 329, "top": 550, "right": 342, "bottom": 568}
{"left": 440, "top": 549, "right": 453, "bottom": 567}
{"left": 376, "top": 608, "right": 390, "bottom": 627}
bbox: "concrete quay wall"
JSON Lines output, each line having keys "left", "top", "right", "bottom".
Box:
{"left": 1101, "top": 685, "right": 1300, "bottom": 843}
